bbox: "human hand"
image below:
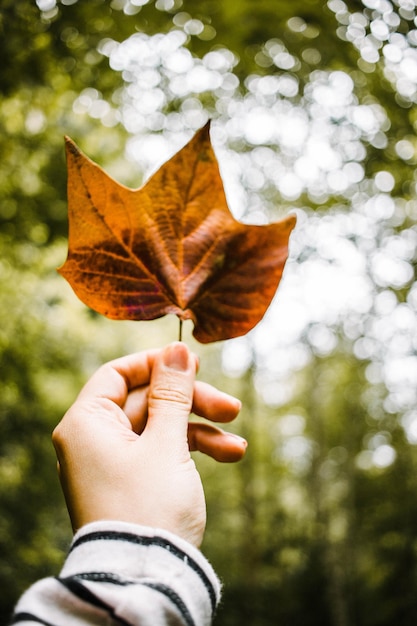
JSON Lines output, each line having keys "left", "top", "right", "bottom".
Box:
{"left": 52, "top": 342, "right": 246, "bottom": 547}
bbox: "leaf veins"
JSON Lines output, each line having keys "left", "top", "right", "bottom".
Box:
{"left": 58, "top": 123, "right": 296, "bottom": 343}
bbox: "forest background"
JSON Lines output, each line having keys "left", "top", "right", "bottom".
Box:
{"left": 1, "top": 0, "right": 417, "bottom": 624}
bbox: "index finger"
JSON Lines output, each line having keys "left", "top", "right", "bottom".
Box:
{"left": 77, "top": 349, "right": 161, "bottom": 407}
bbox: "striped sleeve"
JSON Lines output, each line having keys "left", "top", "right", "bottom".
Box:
{"left": 11, "top": 521, "right": 221, "bottom": 626}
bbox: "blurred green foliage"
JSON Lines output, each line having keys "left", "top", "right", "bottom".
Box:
{"left": 1, "top": 1, "right": 417, "bottom": 624}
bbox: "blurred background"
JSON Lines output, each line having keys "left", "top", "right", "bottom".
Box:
{"left": 1, "top": 0, "right": 417, "bottom": 623}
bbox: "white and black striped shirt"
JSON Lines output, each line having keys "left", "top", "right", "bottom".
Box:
{"left": 11, "top": 521, "right": 221, "bottom": 626}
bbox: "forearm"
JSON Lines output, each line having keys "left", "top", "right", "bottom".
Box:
{"left": 11, "top": 521, "right": 221, "bottom": 626}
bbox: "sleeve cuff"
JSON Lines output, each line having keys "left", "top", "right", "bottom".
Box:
{"left": 60, "top": 520, "right": 221, "bottom": 624}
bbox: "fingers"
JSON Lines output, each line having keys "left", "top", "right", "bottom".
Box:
{"left": 77, "top": 349, "right": 160, "bottom": 406}
{"left": 74, "top": 344, "right": 245, "bottom": 460}
{"left": 122, "top": 387, "right": 149, "bottom": 434}
{"left": 77, "top": 347, "right": 200, "bottom": 410}
{"left": 188, "top": 423, "right": 247, "bottom": 463}
{"left": 123, "top": 378, "right": 243, "bottom": 435}
{"left": 144, "top": 342, "right": 196, "bottom": 448}
{"left": 193, "top": 381, "right": 241, "bottom": 423}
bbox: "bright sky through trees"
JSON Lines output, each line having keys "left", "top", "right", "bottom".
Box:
{"left": 3, "top": 1, "right": 417, "bottom": 620}
{"left": 65, "top": 5, "right": 417, "bottom": 470}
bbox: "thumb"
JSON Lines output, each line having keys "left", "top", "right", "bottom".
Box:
{"left": 145, "top": 342, "right": 196, "bottom": 448}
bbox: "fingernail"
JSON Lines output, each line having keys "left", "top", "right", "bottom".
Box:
{"left": 228, "top": 433, "right": 248, "bottom": 447}
{"left": 232, "top": 397, "right": 242, "bottom": 412}
{"left": 220, "top": 392, "right": 241, "bottom": 411}
{"left": 163, "top": 342, "right": 190, "bottom": 372}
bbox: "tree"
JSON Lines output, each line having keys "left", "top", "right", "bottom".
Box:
{"left": 1, "top": 0, "right": 417, "bottom": 623}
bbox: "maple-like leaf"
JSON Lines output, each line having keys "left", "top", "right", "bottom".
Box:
{"left": 58, "top": 123, "right": 296, "bottom": 343}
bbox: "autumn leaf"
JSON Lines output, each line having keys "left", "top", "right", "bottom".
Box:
{"left": 58, "top": 123, "right": 296, "bottom": 344}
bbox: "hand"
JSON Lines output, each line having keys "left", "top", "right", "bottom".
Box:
{"left": 52, "top": 342, "right": 246, "bottom": 547}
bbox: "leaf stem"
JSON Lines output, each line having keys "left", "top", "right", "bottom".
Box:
{"left": 178, "top": 318, "right": 183, "bottom": 342}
